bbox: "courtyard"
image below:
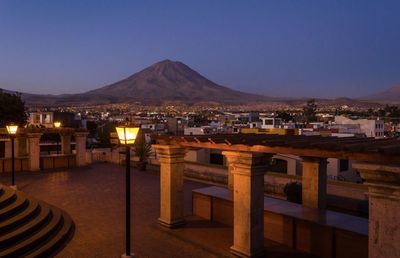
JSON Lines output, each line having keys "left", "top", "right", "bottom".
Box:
{"left": 0, "top": 163, "right": 313, "bottom": 258}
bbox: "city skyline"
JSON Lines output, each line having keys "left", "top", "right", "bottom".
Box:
{"left": 0, "top": 1, "right": 399, "bottom": 98}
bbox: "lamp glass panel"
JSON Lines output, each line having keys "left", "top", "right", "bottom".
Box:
{"left": 6, "top": 125, "right": 18, "bottom": 135}
{"left": 116, "top": 127, "right": 139, "bottom": 145}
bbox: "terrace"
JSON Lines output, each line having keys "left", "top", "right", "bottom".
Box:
{"left": 0, "top": 132, "right": 399, "bottom": 257}
{"left": 0, "top": 163, "right": 314, "bottom": 258}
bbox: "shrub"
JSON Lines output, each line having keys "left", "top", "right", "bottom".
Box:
{"left": 284, "top": 182, "right": 302, "bottom": 204}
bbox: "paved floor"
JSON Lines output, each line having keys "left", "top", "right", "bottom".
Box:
{"left": 0, "top": 163, "right": 314, "bottom": 258}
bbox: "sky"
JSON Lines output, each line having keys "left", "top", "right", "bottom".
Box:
{"left": 0, "top": 1, "right": 399, "bottom": 98}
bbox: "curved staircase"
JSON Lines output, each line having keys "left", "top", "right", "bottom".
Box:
{"left": 0, "top": 184, "right": 74, "bottom": 257}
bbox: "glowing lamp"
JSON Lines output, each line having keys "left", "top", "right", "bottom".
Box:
{"left": 6, "top": 125, "right": 18, "bottom": 135}
{"left": 54, "top": 121, "right": 61, "bottom": 128}
{"left": 116, "top": 126, "right": 140, "bottom": 145}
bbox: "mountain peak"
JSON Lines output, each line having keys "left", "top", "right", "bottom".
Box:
{"left": 153, "top": 59, "right": 175, "bottom": 66}
{"left": 152, "top": 59, "right": 190, "bottom": 71}
{"left": 84, "top": 60, "right": 266, "bottom": 103}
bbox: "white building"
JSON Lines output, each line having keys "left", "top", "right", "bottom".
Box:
{"left": 184, "top": 127, "right": 205, "bottom": 135}
{"left": 28, "top": 112, "right": 54, "bottom": 128}
{"left": 184, "top": 126, "right": 219, "bottom": 135}
{"left": 260, "top": 117, "right": 282, "bottom": 129}
{"left": 334, "top": 116, "right": 384, "bottom": 138}
{"left": 249, "top": 121, "right": 262, "bottom": 129}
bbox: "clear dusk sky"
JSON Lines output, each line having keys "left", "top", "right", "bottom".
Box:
{"left": 0, "top": 1, "right": 399, "bottom": 98}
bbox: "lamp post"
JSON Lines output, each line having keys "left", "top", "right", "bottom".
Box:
{"left": 6, "top": 125, "right": 18, "bottom": 190}
{"left": 54, "top": 121, "right": 61, "bottom": 154}
{"left": 116, "top": 125, "right": 140, "bottom": 258}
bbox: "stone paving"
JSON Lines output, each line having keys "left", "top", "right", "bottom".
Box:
{"left": 0, "top": 163, "right": 315, "bottom": 258}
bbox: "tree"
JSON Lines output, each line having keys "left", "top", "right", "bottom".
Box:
{"left": 0, "top": 91, "right": 27, "bottom": 127}
{"left": 275, "top": 110, "right": 293, "bottom": 122}
{"left": 384, "top": 105, "right": 400, "bottom": 118}
{"left": 134, "top": 133, "right": 152, "bottom": 171}
{"left": 303, "top": 99, "right": 317, "bottom": 123}
{"left": 97, "top": 121, "right": 118, "bottom": 147}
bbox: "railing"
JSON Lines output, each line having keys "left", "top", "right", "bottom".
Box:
{"left": 39, "top": 154, "right": 76, "bottom": 170}
{"left": 0, "top": 157, "right": 29, "bottom": 173}
{"left": 1, "top": 155, "right": 77, "bottom": 173}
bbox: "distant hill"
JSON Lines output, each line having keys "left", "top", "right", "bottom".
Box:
{"left": 361, "top": 86, "right": 400, "bottom": 103}
{"left": 83, "top": 59, "right": 268, "bottom": 104}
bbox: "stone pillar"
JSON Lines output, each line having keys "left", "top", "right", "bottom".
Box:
{"left": 153, "top": 144, "right": 186, "bottom": 228}
{"left": 16, "top": 136, "right": 28, "bottom": 157}
{"left": 301, "top": 157, "right": 328, "bottom": 209}
{"left": 222, "top": 151, "right": 241, "bottom": 191}
{"left": 61, "top": 133, "right": 72, "bottom": 154}
{"left": 27, "top": 133, "right": 42, "bottom": 171}
{"left": 75, "top": 132, "right": 88, "bottom": 166}
{"left": 5, "top": 136, "right": 26, "bottom": 158}
{"left": 4, "top": 140, "right": 11, "bottom": 158}
{"left": 353, "top": 162, "right": 400, "bottom": 258}
{"left": 227, "top": 151, "right": 269, "bottom": 258}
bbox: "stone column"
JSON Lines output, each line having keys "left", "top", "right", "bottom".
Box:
{"left": 4, "top": 140, "right": 11, "bottom": 158}
{"left": 61, "top": 133, "right": 72, "bottom": 154}
{"left": 353, "top": 162, "right": 400, "bottom": 258}
{"left": 222, "top": 151, "right": 241, "bottom": 192}
{"left": 153, "top": 144, "right": 186, "bottom": 228}
{"left": 301, "top": 157, "right": 328, "bottom": 209}
{"left": 229, "top": 151, "right": 269, "bottom": 258}
{"left": 75, "top": 132, "right": 88, "bottom": 166}
{"left": 27, "top": 133, "right": 42, "bottom": 171}
{"left": 16, "top": 136, "right": 28, "bottom": 157}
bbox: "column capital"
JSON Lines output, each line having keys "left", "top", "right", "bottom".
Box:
{"left": 223, "top": 151, "right": 271, "bottom": 165}
{"left": 26, "top": 132, "right": 43, "bottom": 138}
{"left": 222, "top": 150, "right": 242, "bottom": 159}
{"left": 353, "top": 162, "right": 400, "bottom": 200}
{"left": 74, "top": 132, "right": 89, "bottom": 137}
{"left": 153, "top": 144, "right": 186, "bottom": 161}
{"left": 59, "top": 131, "right": 73, "bottom": 137}
{"left": 301, "top": 156, "right": 328, "bottom": 164}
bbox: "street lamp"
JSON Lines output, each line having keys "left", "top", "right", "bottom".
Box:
{"left": 54, "top": 122, "right": 61, "bottom": 154}
{"left": 6, "top": 124, "right": 18, "bottom": 190}
{"left": 116, "top": 126, "right": 140, "bottom": 258}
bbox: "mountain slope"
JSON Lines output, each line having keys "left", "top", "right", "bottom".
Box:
{"left": 362, "top": 86, "right": 400, "bottom": 103}
{"left": 84, "top": 59, "right": 268, "bottom": 103}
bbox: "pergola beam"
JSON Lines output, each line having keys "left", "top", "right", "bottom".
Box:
{"left": 161, "top": 141, "right": 400, "bottom": 165}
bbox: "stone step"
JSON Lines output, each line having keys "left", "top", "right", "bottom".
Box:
{"left": 0, "top": 198, "right": 40, "bottom": 234}
{"left": 0, "top": 202, "right": 51, "bottom": 244}
{"left": 25, "top": 212, "right": 74, "bottom": 258}
{"left": 0, "top": 184, "right": 75, "bottom": 257}
{"left": 0, "top": 194, "right": 28, "bottom": 221}
{"left": 0, "top": 188, "right": 16, "bottom": 209}
{"left": 0, "top": 208, "right": 63, "bottom": 257}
